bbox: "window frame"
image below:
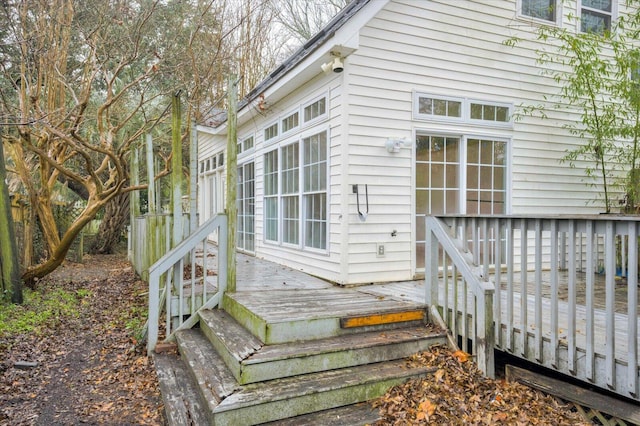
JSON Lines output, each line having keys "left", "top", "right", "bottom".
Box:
{"left": 264, "top": 121, "right": 279, "bottom": 142}
{"left": 468, "top": 99, "right": 513, "bottom": 127}
{"left": 413, "top": 93, "right": 464, "bottom": 122}
{"left": 262, "top": 126, "right": 330, "bottom": 253}
{"left": 414, "top": 92, "right": 513, "bottom": 128}
{"left": 578, "top": 0, "right": 617, "bottom": 34}
{"left": 517, "top": 0, "right": 562, "bottom": 26}
{"left": 413, "top": 129, "right": 512, "bottom": 216}
{"left": 263, "top": 149, "right": 279, "bottom": 243}
{"left": 281, "top": 110, "right": 300, "bottom": 135}
{"left": 302, "top": 95, "right": 328, "bottom": 125}
{"left": 238, "top": 133, "right": 255, "bottom": 159}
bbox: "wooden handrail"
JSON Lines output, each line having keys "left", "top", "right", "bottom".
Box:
{"left": 147, "top": 214, "right": 227, "bottom": 355}
{"left": 425, "top": 216, "right": 495, "bottom": 378}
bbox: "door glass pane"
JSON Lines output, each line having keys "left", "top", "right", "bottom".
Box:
{"left": 416, "top": 135, "right": 430, "bottom": 161}
{"left": 416, "top": 189, "right": 428, "bottom": 214}
{"left": 431, "top": 164, "right": 444, "bottom": 188}
{"left": 431, "top": 190, "right": 444, "bottom": 215}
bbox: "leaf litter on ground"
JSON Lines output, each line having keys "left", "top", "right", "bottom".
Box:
{"left": 0, "top": 253, "right": 163, "bottom": 425}
{"left": 372, "top": 344, "right": 589, "bottom": 425}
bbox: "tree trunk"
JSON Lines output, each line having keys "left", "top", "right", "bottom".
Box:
{"left": 0, "top": 146, "right": 22, "bottom": 303}
{"left": 89, "top": 192, "right": 130, "bottom": 254}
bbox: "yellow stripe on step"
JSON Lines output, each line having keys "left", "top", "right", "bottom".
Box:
{"left": 340, "top": 310, "right": 425, "bottom": 328}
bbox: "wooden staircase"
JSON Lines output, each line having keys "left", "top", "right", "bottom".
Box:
{"left": 154, "top": 289, "right": 447, "bottom": 425}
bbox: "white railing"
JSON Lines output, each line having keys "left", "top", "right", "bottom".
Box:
{"left": 428, "top": 214, "right": 640, "bottom": 401}
{"left": 425, "top": 216, "right": 495, "bottom": 378}
{"left": 146, "top": 214, "right": 227, "bottom": 355}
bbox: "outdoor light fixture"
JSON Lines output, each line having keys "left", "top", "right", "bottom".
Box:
{"left": 385, "top": 138, "right": 411, "bottom": 153}
{"left": 321, "top": 53, "right": 344, "bottom": 74}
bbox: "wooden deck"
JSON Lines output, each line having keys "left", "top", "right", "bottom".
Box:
{"left": 215, "top": 247, "right": 640, "bottom": 403}
{"left": 202, "top": 247, "right": 639, "bottom": 365}
{"left": 361, "top": 276, "right": 640, "bottom": 354}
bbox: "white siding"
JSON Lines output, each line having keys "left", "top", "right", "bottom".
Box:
{"left": 199, "top": 72, "right": 349, "bottom": 283}
{"left": 197, "top": 0, "right": 633, "bottom": 285}
{"left": 336, "top": 0, "right": 627, "bottom": 284}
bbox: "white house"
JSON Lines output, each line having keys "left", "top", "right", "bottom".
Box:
{"left": 196, "top": 0, "right": 628, "bottom": 286}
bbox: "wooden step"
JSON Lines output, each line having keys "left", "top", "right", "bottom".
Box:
{"left": 153, "top": 352, "right": 209, "bottom": 425}
{"left": 223, "top": 288, "right": 429, "bottom": 344}
{"left": 200, "top": 308, "right": 446, "bottom": 384}
{"left": 261, "top": 402, "right": 380, "bottom": 425}
{"left": 340, "top": 309, "right": 426, "bottom": 328}
{"left": 210, "top": 358, "right": 436, "bottom": 426}
{"left": 174, "top": 329, "right": 240, "bottom": 421}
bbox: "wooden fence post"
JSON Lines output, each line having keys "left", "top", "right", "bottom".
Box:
{"left": 171, "top": 91, "right": 183, "bottom": 249}
{"left": 226, "top": 76, "right": 238, "bottom": 293}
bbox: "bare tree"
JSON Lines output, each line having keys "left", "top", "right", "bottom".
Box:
{"left": 268, "top": 0, "right": 349, "bottom": 57}
{"left": 0, "top": 0, "right": 246, "bottom": 282}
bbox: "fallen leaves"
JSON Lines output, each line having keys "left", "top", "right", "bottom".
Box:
{"left": 0, "top": 253, "right": 163, "bottom": 425}
{"left": 373, "top": 345, "right": 589, "bottom": 425}
{"left": 452, "top": 349, "right": 470, "bottom": 363}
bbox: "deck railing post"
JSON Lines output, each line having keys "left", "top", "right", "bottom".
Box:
{"left": 425, "top": 217, "right": 439, "bottom": 311}
{"left": 476, "top": 284, "right": 495, "bottom": 378}
{"left": 147, "top": 270, "right": 160, "bottom": 356}
{"left": 627, "top": 222, "right": 638, "bottom": 397}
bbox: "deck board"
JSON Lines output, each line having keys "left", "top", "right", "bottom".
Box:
{"left": 226, "top": 288, "right": 426, "bottom": 323}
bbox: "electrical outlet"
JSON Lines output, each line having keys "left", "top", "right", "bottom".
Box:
{"left": 376, "top": 243, "right": 385, "bottom": 257}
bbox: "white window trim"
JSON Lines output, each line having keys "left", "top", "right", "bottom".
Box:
{"left": 577, "top": 0, "right": 618, "bottom": 33}
{"left": 262, "top": 124, "right": 330, "bottom": 254}
{"left": 413, "top": 92, "right": 465, "bottom": 123}
{"left": 281, "top": 109, "right": 300, "bottom": 137}
{"left": 263, "top": 149, "right": 279, "bottom": 244}
{"left": 264, "top": 121, "right": 279, "bottom": 143}
{"left": 414, "top": 92, "right": 514, "bottom": 129}
{"left": 516, "top": 0, "right": 562, "bottom": 26}
{"left": 460, "top": 134, "right": 512, "bottom": 215}
{"left": 468, "top": 99, "right": 514, "bottom": 128}
{"left": 238, "top": 133, "right": 255, "bottom": 159}
{"left": 302, "top": 93, "right": 329, "bottom": 126}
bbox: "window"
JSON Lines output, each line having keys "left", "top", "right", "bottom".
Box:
{"left": 303, "top": 132, "right": 328, "bottom": 249}
{"left": 521, "top": 0, "right": 557, "bottom": 22}
{"left": 237, "top": 162, "right": 255, "bottom": 252}
{"left": 415, "top": 133, "right": 508, "bottom": 268}
{"left": 263, "top": 130, "right": 328, "bottom": 251}
{"left": 281, "top": 143, "right": 300, "bottom": 245}
{"left": 580, "top": 0, "right": 614, "bottom": 33}
{"left": 466, "top": 139, "right": 507, "bottom": 215}
{"left": 243, "top": 136, "right": 254, "bottom": 151}
{"left": 414, "top": 93, "right": 513, "bottom": 126}
{"left": 303, "top": 97, "right": 326, "bottom": 122}
{"left": 264, "top": 122, "right": 278, "bottom": 141}
{"left": 237, "top": 136, "right": 254, "bottom": 155}
{"left": 415, "top": 135, "right": 460, "bottom": 215}
{"left": 282, "top": 112, "right": 299, "bottom": 133}
{"left": 470, "top": 103, "right": 510, "bottom": 122}
{"left": 417, "top": 96, "right": 462, "bottom": 118}
{"left": 264, "top": 150, "right": 279, "bottom": 242}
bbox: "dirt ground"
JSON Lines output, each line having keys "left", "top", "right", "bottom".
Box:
{"left": 0, "top": 253, "right": 164, "bottom": 425}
